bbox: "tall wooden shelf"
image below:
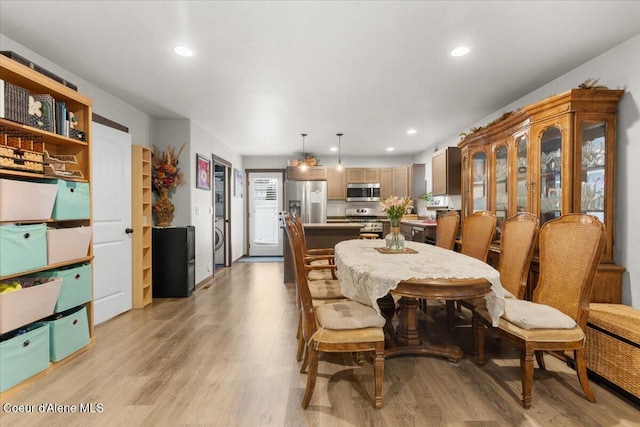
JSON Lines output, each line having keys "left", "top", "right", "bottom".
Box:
{"left": 131, "top": 145, "right": 152, "bottom": 308}
{"left": 458, "top": 89, "right": 625, "bottom": 303}
{"left": 0, "top": 54, "right": 94, "bottom": 394}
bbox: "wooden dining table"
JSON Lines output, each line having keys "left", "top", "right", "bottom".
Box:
{"left": 334, "top": 239, "right": 505, "bottom": 362}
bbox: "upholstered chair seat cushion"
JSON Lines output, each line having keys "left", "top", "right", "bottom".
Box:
{"left": 476, "top": 304, "right": 583, "bottom": 342}
{"left": 501, "top": 299, "right": 577, "bottom": 329}
{"left": 312, "top": 297, "right": 350, "bottom": 308}
{"left": 308, "top": 279, "right": 344, "bottom": 299}
{"left": 307, "top": 269, "right": 334, "bottom": 281}
{"left": 311, "top": 326, "right": 384, "bottom": 345}
{"left": 315, "top": 301, "right": 386, "bottom": 330}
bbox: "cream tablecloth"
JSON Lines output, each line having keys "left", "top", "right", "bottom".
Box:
{"left": 334, "top": 239, "right": 505, "bottom": 326}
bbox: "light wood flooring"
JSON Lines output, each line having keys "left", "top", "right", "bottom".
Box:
{"left": 1, "top": 261, "right": 639, "bottom": 426}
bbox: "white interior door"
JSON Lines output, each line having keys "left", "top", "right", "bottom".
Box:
{"left": 92, "top": 122, "right": 132, "bottom": 325}
{"left": 249, "top": 172, "right": 283, "bottom": 256}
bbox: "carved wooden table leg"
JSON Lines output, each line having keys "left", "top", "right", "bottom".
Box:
{"left": 394, "top": 297, "right": 422, "bottom": 345}
{"left": 385, "top": 295, "right": 464, "bottom": 363}
{"left": 377, "top": 294, "right": 396, "bottom": 344}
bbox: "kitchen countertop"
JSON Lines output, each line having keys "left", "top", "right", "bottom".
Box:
{"left": 326, "top": 217, "right": 436, "bottom": 227}
{"left": 304, "top": 223, "right": 363, "bottom": 229}
{"left": 400, "top": 219, "right": 437, "bottom": 227}
{"left": 326, "top": 218, "right": 349, "bottom": 223}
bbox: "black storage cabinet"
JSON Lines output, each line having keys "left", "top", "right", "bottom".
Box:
{"left": 152, "top": 226, "right": 195, "bottom": 297}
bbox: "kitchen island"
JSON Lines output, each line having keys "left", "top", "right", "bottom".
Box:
{"left": 399, "top": 219, "right": 437, "bottom": 244}
{"left": 283, "top": 223, "right": 363, "bottom": 283}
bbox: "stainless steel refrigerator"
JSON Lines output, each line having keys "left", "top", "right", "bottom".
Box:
{"left": 285, "top": 180, "right": 327, "bottom": 223}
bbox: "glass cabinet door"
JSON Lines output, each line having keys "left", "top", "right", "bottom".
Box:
{"left": 515, "top": 135, "right": 528, "bottom": 212}
{"left": 579, "top": 121, "right": 606, "bottom": 223}
{"left": 576, "top": 114, "right": 615, "bottom": 262}
{"left": 494, "top": 144, "right": 508, "bottom": 237}
{"left": 472, "top": 151, "right": 487, "bottom": 212}
{"left": 539, "top": 126, "right": 562, "bottom": 226}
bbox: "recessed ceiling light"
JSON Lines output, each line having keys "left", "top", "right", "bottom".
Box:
{"left": 386, "top": 147, "right": 395, "bottom": 152}
{"left": 406, "top": 129, "right": 417, "bottom": 135}
{"left": 174, "top": 46, "right": 194, "bottom": 57}
{"left": 330, "top": 147, "right": 338, "bottom": 152}
{"left": 450, "top": 46, "right": 470, "bottom": 57}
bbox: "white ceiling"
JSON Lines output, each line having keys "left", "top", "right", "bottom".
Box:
{"left": 1, "top": 1, "right": 639, "bottom": 158}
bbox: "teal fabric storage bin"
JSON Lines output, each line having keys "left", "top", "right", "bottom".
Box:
{"left": 32, "top": 263, "right": 92, "bottom": 313}
{"left": 51, "top": 180, "right": 90, "bottom": 220}
{"left": 0, "top": 223, "right": 47, "bottom": 276}
{"left": 0, "top": 323, "right": 50, "bottom": 392}
{"left": 44, "top": 306, "right": 90, "bottom": 362}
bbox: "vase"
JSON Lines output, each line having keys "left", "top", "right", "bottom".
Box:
{"left": 385, "top": 217, "right": 405, "bottom": 251}
{"left": 153, "top": 189, "right": 175, "bottom": 227}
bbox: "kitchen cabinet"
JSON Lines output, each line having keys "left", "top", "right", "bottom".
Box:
{"left": 0, "top": 54, "right": 94, "bottom": 392}
{"left": 346, "top": 167, "right": 380, "bottom": 183}
{"left": 380, "top": 168, "right": 393, "bottom": 199}
{"left": 432, "top": 147, "right": 461, "bottom": 196}
{"left": 286, "top": 165, "right": 327, "bottom": 181}
{"left": 327, "top": 166, "right": 420, "bottom": 200}
{"left": 326, "top": 166, "right": 346, "bottom": 199}
{"left": 392, "top": 166, "right": 410, "bottom": 198}
{"left": 380, "top": 164, "right": 425, "bottom": 200}
{"left": 399, "top": 222, "right": 413, "bottom": 241}
{"left": 459, "top": 89, "right": 624, "bottom": 303}
{"left": 131, "top": 145, "right": 152, "bottom": 308}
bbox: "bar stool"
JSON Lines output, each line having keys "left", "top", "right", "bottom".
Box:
{"left": 360, "top": 233, "right": 379, "bottom": 240}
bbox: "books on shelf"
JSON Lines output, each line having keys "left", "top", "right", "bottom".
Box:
{"left": 1, "top": 79, "right": 29, "bottom": 125}
{"left": 1, "top": 81, "right": 81, "bottom": 140}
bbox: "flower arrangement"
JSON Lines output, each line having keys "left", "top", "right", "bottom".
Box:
{"left": 380, "top": 195, "right": 414, "bottom": 220}
{"left": 152, "top": 143, "right": 185, "bottom": 194}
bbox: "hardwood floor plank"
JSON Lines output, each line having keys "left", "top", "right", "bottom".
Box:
{"left": 0, "top": 261, "right": 638, "bottom": 426}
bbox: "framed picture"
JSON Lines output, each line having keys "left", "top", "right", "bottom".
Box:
{"left": 234, "top": 168, "right": 244, "bottom": 198}
{"left": 196, "top": 154, "right": 211, "bottom": 190}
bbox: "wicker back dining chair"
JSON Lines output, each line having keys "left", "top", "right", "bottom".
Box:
{"left": 291, "top": 212, "right": 336, "bottom": 280}
{"left": 461, "top": 211, "right": 497, "bottom": 261}
{"left": 283, "top": 212, "right": 346, "bottom": 367}
{"left": 419, "top": 210, "right": 461, "bottom": 312}
{"left": 496, "top": 212, "right": 538, "bottom": 298}
{"left": 469, "top": 212, "right": 538, "bottom": 349}
{"left": 446, "top": 211, "right": 496, "bottom": 324}
{"left": 436, "top": 211, "right": 460, "bottom": 250}
{"left": 283, "top": 214, "right": 386, "bottom": 409}
{"left": 474, "top": 214, "right": 605, "bottom": 408}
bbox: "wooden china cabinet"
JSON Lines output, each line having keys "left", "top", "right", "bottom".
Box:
{"left": 459, "top": 89, "right": 624, "bottom": 303}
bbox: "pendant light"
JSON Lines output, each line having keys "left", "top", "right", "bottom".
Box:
{"left": 299, "top": 133, "right": 308, "bottom": 171}
{"left": 336, "top": 133, "right": 344, "bottom": 171}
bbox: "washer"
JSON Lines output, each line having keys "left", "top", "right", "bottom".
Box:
{"left": 214, "top": 218, "right": 224, "bottom": 265}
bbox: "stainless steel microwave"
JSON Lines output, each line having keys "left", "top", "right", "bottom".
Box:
{"left": 346, "top": 183, "right": 381, "bottom": 202}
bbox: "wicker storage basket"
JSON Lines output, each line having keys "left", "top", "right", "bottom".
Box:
{"left": 0, "top": 129, "right": 44, "bottom": 173}
{"left": 586, "top": 303, "right": 640, "bottom": 399}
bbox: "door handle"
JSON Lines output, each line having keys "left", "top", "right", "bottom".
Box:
{"left": 125, "top": 228, "right": 134, "bottom": 234}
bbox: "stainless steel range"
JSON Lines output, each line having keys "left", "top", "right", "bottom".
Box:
{"left": 345, "top": 207, "right": 383, "bottom": 234}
